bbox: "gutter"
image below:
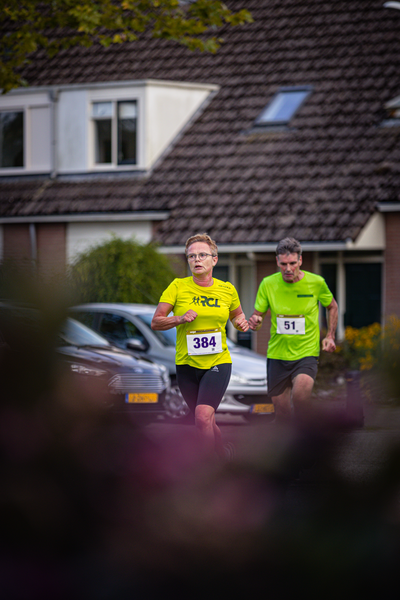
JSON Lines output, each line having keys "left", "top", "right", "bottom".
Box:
{"left": 0, "top": 212, "right": 170, "bottom": 224}
{"left": 159, "top": 241, "right": 353, "bottom": 254}
{"left": 378, "top": 203, "right": 400, "bottom": 212}
{"left": 8, "top": 79, "right": 219, "bottom": 96}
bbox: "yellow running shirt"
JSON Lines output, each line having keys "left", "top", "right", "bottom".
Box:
{"left": 159, "top": 277, "right": 241, "bottom": 369}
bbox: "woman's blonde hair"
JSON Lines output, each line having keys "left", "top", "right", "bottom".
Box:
{"left": 185, "top": 233, "right": 218, "bottom": 256}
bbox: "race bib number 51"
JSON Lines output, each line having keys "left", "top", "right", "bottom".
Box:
{"left": 276, "top": 315, "right": 305, "bottom": 335}
{"left": 187, "top": 328, "right": 223, "bottom": 355}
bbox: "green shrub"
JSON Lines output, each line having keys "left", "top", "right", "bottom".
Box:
{"left": 68, "top": 237, "right": 179, "bottom": 304}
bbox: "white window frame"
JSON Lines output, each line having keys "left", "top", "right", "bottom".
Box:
{"left": 89, "top": 87, "right": 143, "bottom": 170}
{"left": 0, "top": 91, "right": 52, "bottom": 175}
{"left": 91, "top": 100, "right": 137, "bottom": 167}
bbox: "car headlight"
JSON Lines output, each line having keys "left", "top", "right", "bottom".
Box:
{"left": 70, "top": 363, "right": 107, "bottom": 377}
{"left": 229, "top": 372, "right": 249, "bottom": 385}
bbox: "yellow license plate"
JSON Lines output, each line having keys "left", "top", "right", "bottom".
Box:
{"left": 125, "top": 393, "right": 158, "bottom": 404}
{"left": 251, "top": 403, "right": 274, "bottom": 414}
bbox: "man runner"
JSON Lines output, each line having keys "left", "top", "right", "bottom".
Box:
{"left": 248, "top": 237, "right": 338, "bottom": 423}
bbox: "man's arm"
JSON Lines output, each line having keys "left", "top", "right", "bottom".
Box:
{"left": 322, "top": 298, "right": 338, "bottom": 352}
{"left": 248, "top": 309, "right": 266, "bottom": 331}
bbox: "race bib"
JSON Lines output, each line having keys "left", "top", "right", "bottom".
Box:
{"left": 276, "top": 315, "right": 305, "bottom": 335}
{"left": 187, "top": 328, "right": 223, "bottom": 355}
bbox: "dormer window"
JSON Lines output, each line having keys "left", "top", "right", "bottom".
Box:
{"left": 92, "top": 100, "right": 137, "bottom": 166}
{"left": 0, "top": 110, "right": 24, "bottom": 168}
{"left": 255, "top": 87, "right": 312, "bottom": 127}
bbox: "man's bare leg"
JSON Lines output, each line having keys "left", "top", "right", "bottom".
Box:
{"left": 271, "top": 386, "right": 292, "bottom": 423}
{"left": 291, "top": 373, "right": 315, "bottom": 423}
{"left": 271, "top": 374, "right": 315, "bottom": 423}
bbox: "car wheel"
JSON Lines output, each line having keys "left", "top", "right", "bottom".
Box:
{"left": 164, "top": 386, "right": 192, "bottom": 422}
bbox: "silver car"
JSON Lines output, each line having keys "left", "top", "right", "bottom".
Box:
{"left": 70, "top": 303, "right": 274, "bottom": 421}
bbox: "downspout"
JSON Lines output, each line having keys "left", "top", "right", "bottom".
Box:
{"left": 49, "top": 87, "right": 59, "bottom": 179}
{"left": 29, "top": 223, "right": 37, "bottom": 267}
{"left": 29, "top": 88, "right": 59, "bottom": 267}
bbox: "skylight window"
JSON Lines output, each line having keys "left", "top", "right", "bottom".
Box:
{"left": 255, "top": 87, "right": 312, "bottom": 126}
{"left": 382, "top": 95, "right": 400, "bottom": 127}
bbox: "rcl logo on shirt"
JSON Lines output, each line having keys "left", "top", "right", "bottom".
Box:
{"left": 189, "top": 295, "right": 221, "bottom": 307}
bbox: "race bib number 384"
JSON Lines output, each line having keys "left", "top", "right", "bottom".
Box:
{"left": 187, "top": 328, "right": 223, "bottom": 355}
{"left": 276, "top": 315, "right": 305, "bottom": 335}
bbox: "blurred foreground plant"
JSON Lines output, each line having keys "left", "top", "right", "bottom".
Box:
{"left": 1, "top": 277, "right": 400, "bottom": 598}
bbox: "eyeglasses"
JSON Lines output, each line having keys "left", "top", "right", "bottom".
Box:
{"left": 187, "top": 252, "right": 215, "bottom": 262}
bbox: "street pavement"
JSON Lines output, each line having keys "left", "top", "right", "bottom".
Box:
{"left": 147, "top": 400, "right": 400, "bottom": 486}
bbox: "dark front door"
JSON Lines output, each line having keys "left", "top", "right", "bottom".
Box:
{"left": 345, "top": 263, "right": 381, "bottom": 328}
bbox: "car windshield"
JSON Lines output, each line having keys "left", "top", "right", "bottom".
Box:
{"left": 58, "top": 318, "right": 110, "bottom": 347}
{"left": 136, "top": 312, "right": 177, "bottom": 347}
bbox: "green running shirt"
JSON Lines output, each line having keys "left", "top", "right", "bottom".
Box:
{"left": 159, "top": 277, "right": 241, "bottom": 368}
{"left": 254, "top": 271, "right": 333, "bottom": 360}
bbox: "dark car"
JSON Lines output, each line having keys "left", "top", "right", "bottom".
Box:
{"left": 57, "top": 318, "right": 169, "bottom": 417}
{"left": 0, "top": 302, "right": 169, "bottom": 420}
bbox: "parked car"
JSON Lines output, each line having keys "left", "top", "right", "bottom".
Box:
{"left": 70, "top": 303, "right": 274, "bottom": 421}
{"left": 0, "top": 302, "right": 169, "bottom": 420}
{"left": 57, "top": 318, "right": 169, "bottom": 417}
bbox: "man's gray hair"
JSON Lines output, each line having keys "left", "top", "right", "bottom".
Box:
{"left": 275, "top": 237, "right": 302, "bottom": 257}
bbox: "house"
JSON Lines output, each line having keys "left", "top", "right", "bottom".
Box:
{"left": 1, "top": 0, "right": 400, "bottom": 354}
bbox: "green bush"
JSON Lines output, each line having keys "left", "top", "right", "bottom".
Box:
{"left": 68, "top": 237, "right": 179, "bottom": 304}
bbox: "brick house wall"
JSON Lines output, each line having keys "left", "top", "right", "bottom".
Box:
{"left": 3, "top": 224, "right": 31, "bottom": 263}
{"left": 384, "top": 213, "right": 400, "bottom": 318}
{"left": 2, "top": 222, "right": 66, "bottom": 276}
{"left": 36, "top": 223, "right": 66, "bottom": 275}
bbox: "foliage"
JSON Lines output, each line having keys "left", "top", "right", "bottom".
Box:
{"left": 335, "top": 317, "right": 400, "bottom": 404}
{"left": 68, "top": 236, "right": 178, "bottom": 304}
{"left": 1, "top": 0, "right": 253, "bottom": 93}
{"left": 377, "top": 315, "right": 400, "bottom": 401}
{"left": 339, "top": 321, "right": 382, "bottom": 371}
{"left": 338, "top": 317, "right": 400, "bottom": 372}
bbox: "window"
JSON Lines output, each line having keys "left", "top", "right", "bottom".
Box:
{"left": 72, "top": 311, "right": 97, "bottom": 330}
{"left": 255, "top": 87, "right": 312, "bottom": 127}
{"left": 0, "top": 110, "right": 24, "bottom": 168}
{"left": 92, "top": 100, "right": 137, "bottom": 166}
{"left": 99, "top": 313, "right": 148, "bottom": 348}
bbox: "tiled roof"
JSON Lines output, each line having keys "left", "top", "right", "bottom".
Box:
{"left": 0, "top": 176, "right": 147, "bottom": 217}
{"left": 2, "top": 0, "right": 400, "bottom": 246}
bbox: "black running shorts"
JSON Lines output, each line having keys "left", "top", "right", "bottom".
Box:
{"left": 176, "top": 363, "right": 232, "bottom": 412}
{"left": 267, "top": 356, "right": 318, "bottom": 398}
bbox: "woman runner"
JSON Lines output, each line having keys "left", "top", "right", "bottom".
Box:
{"left": 151, "top": 233, "right": 249, "bottom": 457}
